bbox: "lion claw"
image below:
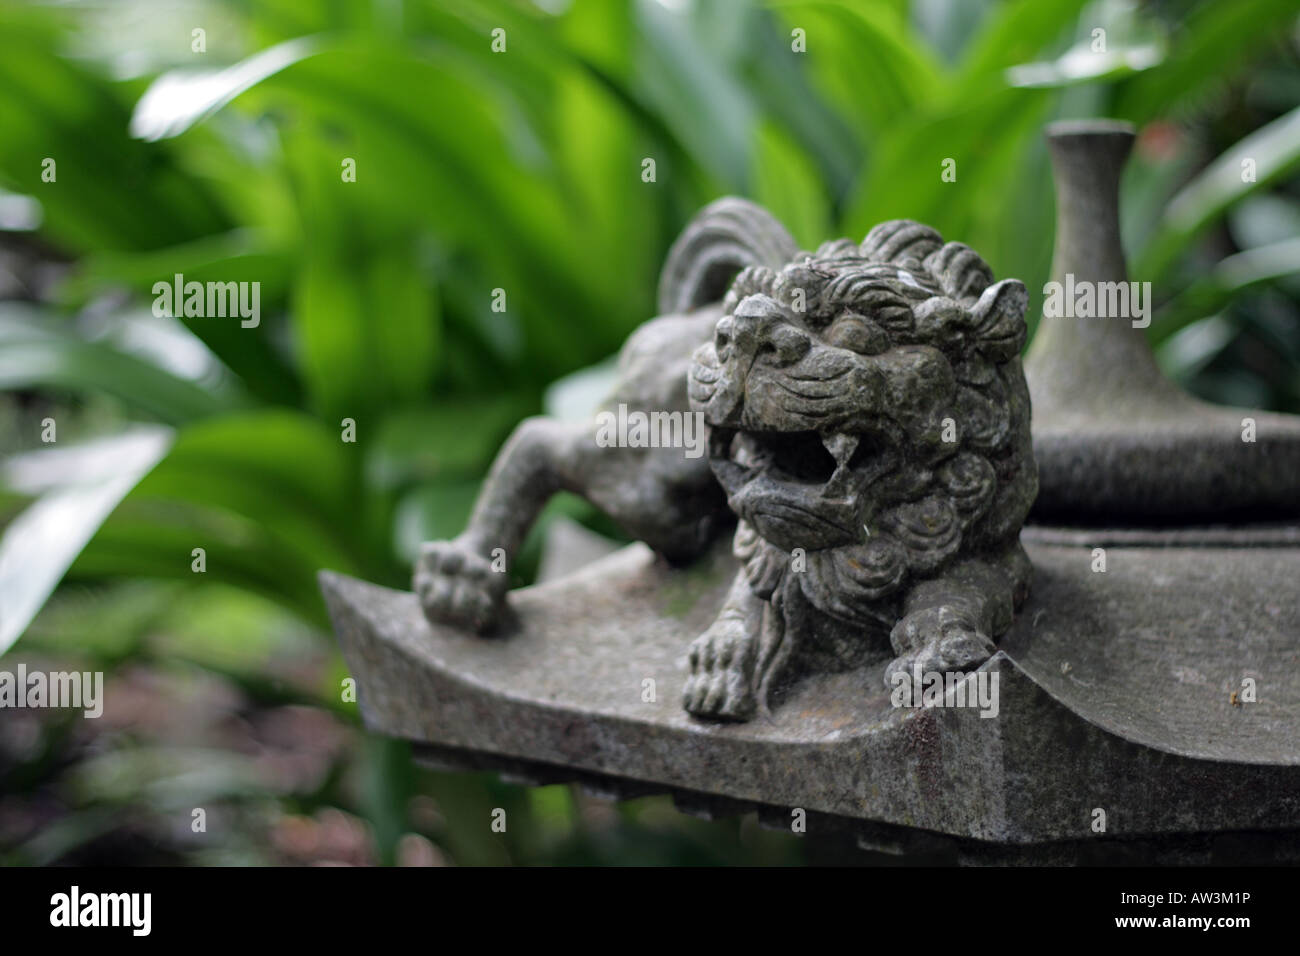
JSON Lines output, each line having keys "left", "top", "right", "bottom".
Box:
{"left": 885, "top": 606, "right": 994, "bottom": 687}
{"left": 414, "top": 538, "right": 507, "bottom": 633}
{"left": 683, "top": 614, "right": 760, "bottom": 721}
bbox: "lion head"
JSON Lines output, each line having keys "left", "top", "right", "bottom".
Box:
{"left": 688, "top": 219, "right": 1037, "bottom": 634}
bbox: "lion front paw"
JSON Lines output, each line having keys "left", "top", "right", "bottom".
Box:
{"left": 414, "top": 537, "right": 507, "bottom": 633}
{"left": 683, "top": 613, "right": 761, "bottom": 721}
{"left": 884, "top": 606, "right": 994, "bottom": 688}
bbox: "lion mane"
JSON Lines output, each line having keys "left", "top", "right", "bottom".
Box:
{"left": 689, "top": 219, "right": 1037, "bottom": 655}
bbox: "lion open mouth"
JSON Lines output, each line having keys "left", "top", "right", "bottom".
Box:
{"left": 709, "top": 427, "right": 876, "bottom": 487}
{"left": 711, "top": 428, "right": 833, "bottom": 483}
{"left": 705, "top": 425, "right": 880, "bottom": 551}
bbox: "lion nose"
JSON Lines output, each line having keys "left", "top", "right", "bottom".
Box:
{"left": 729, "top": 294, "right": 780, "bottom": 349}
{"left": 725, "top": 294, "right": 809, "bottom": 366}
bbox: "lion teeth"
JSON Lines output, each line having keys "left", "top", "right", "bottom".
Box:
{"left": 822, "top": 433, "right": 859, "bottom": 465}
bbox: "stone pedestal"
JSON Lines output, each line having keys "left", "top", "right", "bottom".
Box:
{"left": 322, "top": 526, "right": 1300, "bottom": 863}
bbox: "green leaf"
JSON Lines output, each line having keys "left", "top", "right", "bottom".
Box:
{"left": 0, "top": 426, "right": 173, "bottom": 654}
{"left": 64, "top": 411, "right": 391, "bottom": 623}
{"left": 753, "top": 122, "right": 831, "bottom": 249}
{"left": 294, "top": 236, "right": 439, "bottom": 426}
{"left": 1113, "top": 0, "right": 1300, "bottom": 123}
{"left": 1005, "top": 40, "right": 1163, "bottom": 89}
{"left": 133, "top": 411, "right": 363, "bottom": 542}
{"left": 366, "top": 397, "right": 531, "bottom": 494}
{"left": 128, "top": 37, "right": 321, "bottom": 141}
{"left": 260, "top": 44, "right": 615, "bottom": 371}
{"left": 0, "top": 307, "right": 237, "bottom": 424}
{"left": 842, "top": 87, "right": 1051, "bottom": 263}
{"left": 1152, "top": 237, "right": 1300, "bottom": 343}
{"left": 731, "top": 6, "right": 862, "bottom": 200}
{"left": 632, "top": 0, "right": 759, "bottom": 190}
{"left": 1135, "top": 106, "right": 1300, "bottom": 283}
{"left": 0, "top": 7, "right": 229, "bottom": 253}
{"left": 955, "top": 0, "right": 1089, "bottom": 90}
{"left": 62, "top": 235, "right": 302, "bottom": 406}
{"left": 771, "top": 0, "right": 944, "bottom": 138}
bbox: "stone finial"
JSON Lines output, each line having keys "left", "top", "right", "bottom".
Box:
{"left": 1026, "top": 120, "right": 1300, "bottom": 520}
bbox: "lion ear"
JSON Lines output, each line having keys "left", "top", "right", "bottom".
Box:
{"left": 924, "top": 241, "right": 994, "bottom": 304}
{"left": 971, "top": 279, "right": 1027, "bottom": 360}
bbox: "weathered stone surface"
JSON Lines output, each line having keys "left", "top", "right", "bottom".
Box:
{"left": 413, "top": 197, "right": 1039, "bottom": 722}
{"left": 321, "top": 122, "right": 1300, "bottom": 861}
{"left": 683, "top": 217, "right": 1038, "bottom": 720}
{"left": 322, "top": 530, "right": 1300, "bottom": 850}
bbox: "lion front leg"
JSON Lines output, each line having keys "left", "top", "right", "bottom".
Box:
{"left": 417, "top": 412, "right": 725, "bottom": 633}
{"left": 884, "top": 555, "right": 1019, "bottom": 687}
{"left": 416, "top": 416, "right": 583, "bottom": 632}
{"left": 683, "top": 570, "right": 769, "bottom": 721}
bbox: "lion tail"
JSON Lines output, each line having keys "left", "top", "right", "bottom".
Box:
{"left": 657, "top": 197, "right": 798, "bottom": 315}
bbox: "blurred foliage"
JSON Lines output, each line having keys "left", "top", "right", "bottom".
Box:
{"left": 1, "top": 0, "right": 1298, "bottom": 865}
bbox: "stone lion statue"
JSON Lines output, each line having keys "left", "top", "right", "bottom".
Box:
{"left": 415, "top": 199, "right": 1037, "bottom": 722}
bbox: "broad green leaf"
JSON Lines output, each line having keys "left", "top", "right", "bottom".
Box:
{"left": 843, "top": 87, "right": 1051, "bottom": 263}
{"left": 294, "top": 239, "right": 438, "bottom": 427}
{"left": 259, "top": 45, "right": 614, "bottom": 371}
{"left": 0, "top": 426, "right": 173, "bottom": 654}
{"left": 753, "top": 122, "right": 831, "bottom": 249}
{"left": 132, "top": 411, "right": 363, "bottom": 540}
{"left": 70, "top": 509, "right": 337, "bottom": 627}
{"left": 736, "top": 8, "right": 862, "bottom": 201}
{"left": 0, "top": 308, "right": 237, "bottom": 424}
{"left": 1152, "top": 238, "right": 1300, "bottom": 343}
{"left": 955, "top": 0, "right": 1090, "bottom": 89}
{"left": 1113, "top": 0, "right": 1300, "bottom": 123}
{"left": 1005, "top": 40, "right": 1163, "bottom": 88}
{"left": 910, "top": 0, "right": 994, "bottom": 64}
{"left": 66, "top": 411, "right": 390, "bottom": 623}
{"left": 633, "top": 0, "right": 758, "bottom": 190}
{"left": 366, "top": 397, "right": 532, "bottom": 493}
{"left": 1135, "top": 106, "right": 1300, "bottom": 283}
{"left": 61, "top": 233, "right": 301, "bottom": 406}
{"left": 771, "top": 0, "right": 944, "bottom": 138}
{"left": 0, "top": 7, "right": 229, "bottom": 252}
{"left": 129, "top": 37, "right": 321, "bottom": 141}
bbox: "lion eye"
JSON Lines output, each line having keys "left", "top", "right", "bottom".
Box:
{"left": 827, "top": 314, "right": 888, "bottom": 354}
{"left": 714, "top": 319, "right": 733, "bottom": 359}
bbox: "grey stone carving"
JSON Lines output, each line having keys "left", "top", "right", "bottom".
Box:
{"left": 1026, "top": 120, "right": 1300, "bottom": 519}
{"left": 323, "top": 120, "right": 1300, "bottom": 861}
{"left": 413, "top": 199, "right": 1037, "bottom": 721}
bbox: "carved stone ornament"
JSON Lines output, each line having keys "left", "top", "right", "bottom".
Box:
{"left": 322, "top": 123, "right": 1300, "bottom": 860}
{"left": 412, "top": 200, "right": 1037, "bottom": 722}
